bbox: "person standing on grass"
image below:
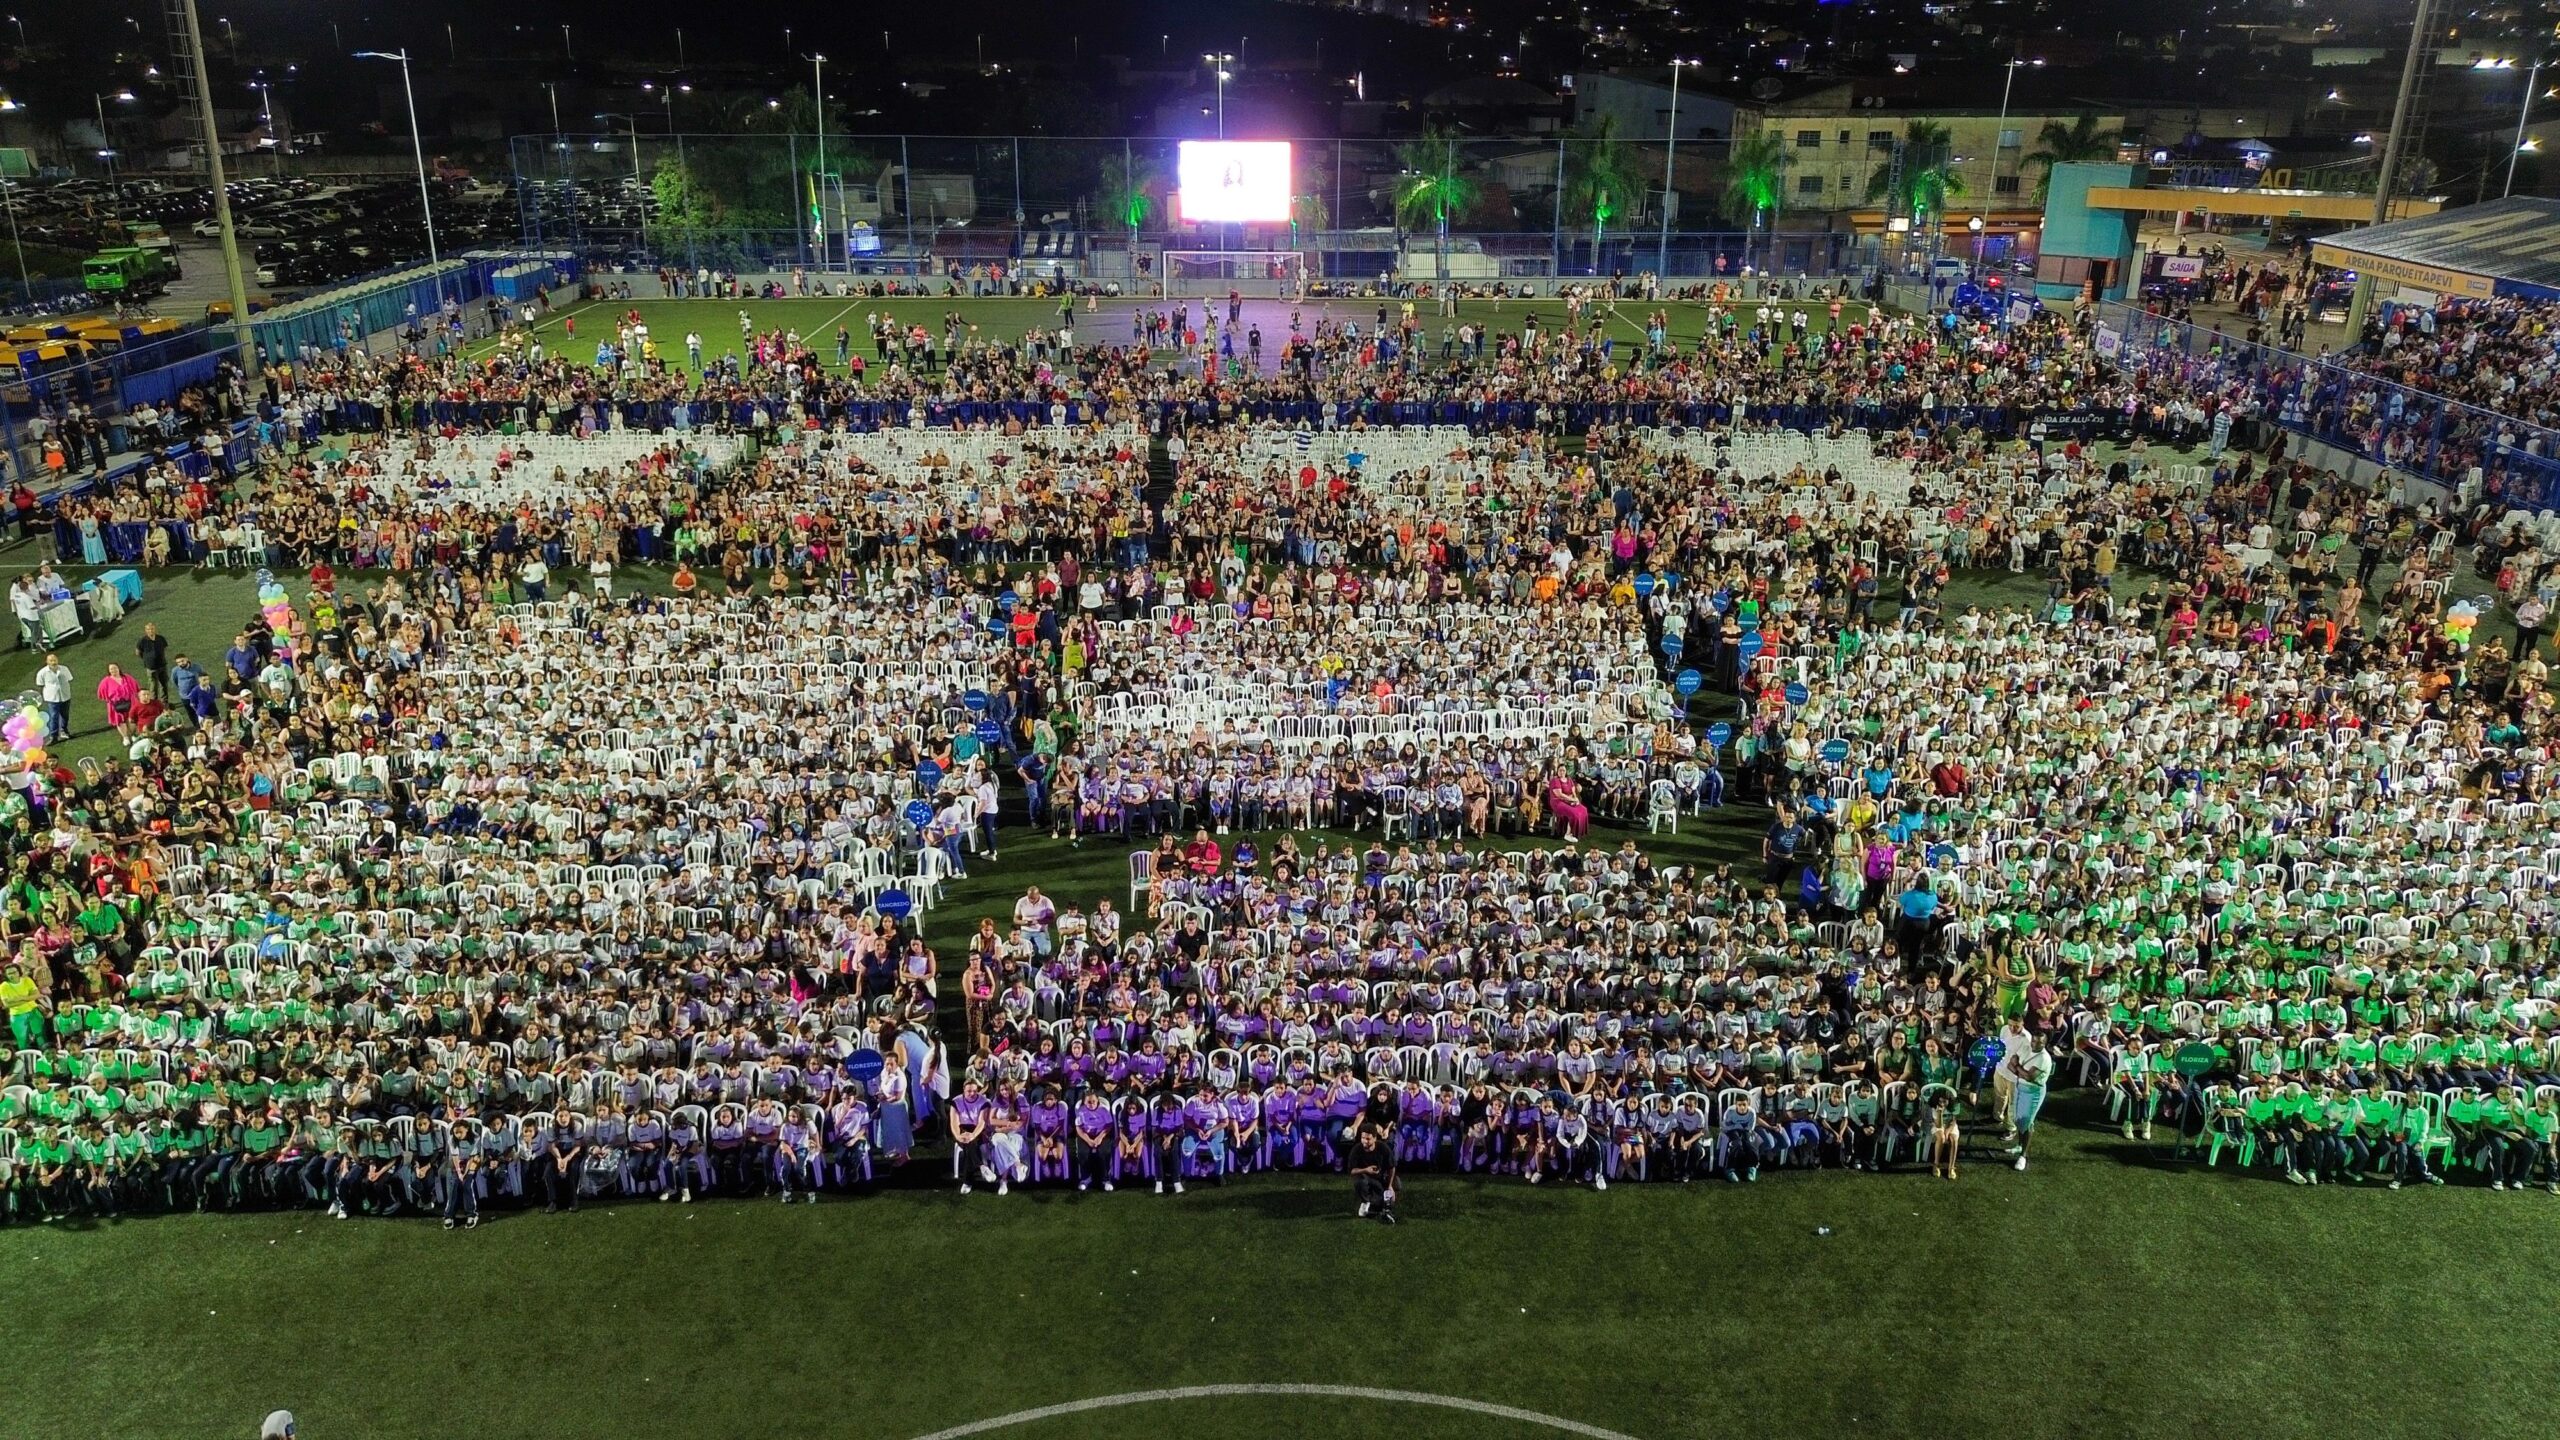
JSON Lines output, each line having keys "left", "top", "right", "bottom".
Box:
{"left": 10, "top": 577, "right": 41, "bottom": 651}
{"left": 1350, "top": 1117, "right": 1397, "bottom": 1223}
{"left": 2002, "top": 1040, "right": 2053, "bottom": 1172}
{"left": 95, "top": 664, "right": 140, "bottom": 744}
{"left": 35, "top": 653, "right": 73, "bottom": 744}
{"left": 133, "top": 622, "right": 169, "bottom": 701}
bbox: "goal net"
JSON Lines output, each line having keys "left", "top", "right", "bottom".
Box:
{"left": 1161, "top": 250, "right": 1307, "bottom": 298}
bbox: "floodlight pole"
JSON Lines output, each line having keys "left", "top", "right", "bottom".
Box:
{"left": 356, "top": 50, "right": 443, "bottom": 302}
{"left": 1658, "top": 59, "right": 1689, "bottom": 280}
{"left": 2506, "top": 59, "right": 2543, "bottom": 197}
{"left": 813, "top": 54, "right": 829, "bottom": 270}
{"left": 179, "top": 0, "right": 257, "bottom": 374}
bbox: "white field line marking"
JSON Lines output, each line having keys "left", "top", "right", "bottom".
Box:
{"left": 907, "top": 1384, "right": 1646, "bottom": 1440}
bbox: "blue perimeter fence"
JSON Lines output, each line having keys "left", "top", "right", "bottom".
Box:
{"left": 1, "top": 253, "right": 576, "bottom": 495}
{"left": 2098, "top": 301, "right": 2560, "bottom": 514}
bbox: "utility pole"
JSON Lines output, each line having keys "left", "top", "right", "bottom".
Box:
{"left": 2353, "top": 0, "right": 2439, "bottom": 333}
{"left": 1658, "top": 59, "right": 1691, "bottom": 280}
{"left": 178, "top": 0, "right": 256, "bottom": 374}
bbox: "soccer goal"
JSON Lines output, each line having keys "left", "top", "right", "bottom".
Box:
{"left": 1161, "top": 250, "right": 1308, "bottom": 299}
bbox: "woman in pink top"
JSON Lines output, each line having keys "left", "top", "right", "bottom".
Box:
{"left": 96, "top": 663, "right": 141, "bottom": 741}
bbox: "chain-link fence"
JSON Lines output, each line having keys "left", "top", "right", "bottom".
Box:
{"left": 510, "top": 132, "right": 1878, "bottom": 285}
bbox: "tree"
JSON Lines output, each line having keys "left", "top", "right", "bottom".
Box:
{"left": 1289, "top": 192, "right": 1330, "bottom": 251}
{"left": 643, "top": 88, "right": 871, "bottom": 266}
{"left": 651, "top": 155, "right": 719, "bottom": 230}
{"left": 1093, "top": 152, "right": 1160, "bottom": 237}
{"left": 1394, "top": 125, "right": 1479, "bottom": 283}
{"left": 2023, "top": 114, "right": 2120, "bottom": 202}
{"left": 1565, "top": 114, "right": 1642, "bottom": 272}
{"left": 1864, "top": 119, "right": 1967, "bottom": 227}
{"left": 648, "top": 155, "right": 734, "bottom": 268}
{"left": 1722, "top": 130, "right": 1788, "bottom": 273}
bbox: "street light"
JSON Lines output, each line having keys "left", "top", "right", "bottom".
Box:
{"left": 2506, "top": 59, "right": 2545, "bottom": 197}
{"left": 93, "top": 89, "right": 136, "bottom": 194}
{"left": 1967, "top": 214, "right": 1985, "bottom": 279}
{"left": 1658, "top": 58, "right": 1700, "bottom": 281}
{"left": 596, "top": 112, "right": 646, "bottom": 195}
{"left": 1204, "top": 52, "right": 1234, "bottom": 137}
{"left": 354, "top": 51, "right": 443, "bottom": 298}
{"left": 1992, "top": 55, "right": 2044, "bottom": 199}
{"left": 650, "top": 81, "right": 692, "bottom": 165}
{"left": 248, "top": 76, "right": 286, "bottom": 175}
{"left": 810, "top": 54, "right": 828, "bottom": 269}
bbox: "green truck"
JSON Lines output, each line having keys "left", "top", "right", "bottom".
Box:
{"left": 81, "top": 246, "right": 176, "bottom": 299}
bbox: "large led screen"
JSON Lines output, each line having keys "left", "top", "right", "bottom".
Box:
{"left": 1176, "top": 141, "right": 1293, "bottom": 224}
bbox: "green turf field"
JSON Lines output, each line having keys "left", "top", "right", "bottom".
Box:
{"left": 497, "top": 291, "right": 1853, "bottom": 373}
{"left": 2, "top": 501, "right": 2551, "bottom": 1438}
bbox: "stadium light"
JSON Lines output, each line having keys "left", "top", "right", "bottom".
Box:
{"left": 2506, "top": 59, "right": 2544, "bottom": 196}
{"left": 1204, "top": 52, "right": 1235, "bottom": 137}
{"left": 92, "top": 89, "right": 137, "bottom": 191}
{"left": 355, "top": 50, "right": 442, "bottom": 298}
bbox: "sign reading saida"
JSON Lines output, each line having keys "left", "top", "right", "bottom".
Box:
{"left": 2309, "top": 245, "right": 2495, "bottom": 299}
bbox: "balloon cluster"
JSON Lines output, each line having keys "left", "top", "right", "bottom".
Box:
{"left": 3, "top": 702, "right": 47, "bottom": 793}
{"left": 2445, "top": 598, "right": 2480, "bottom": 648}
{"left": 255, "top": 568, "right": 299, "bottom": 661}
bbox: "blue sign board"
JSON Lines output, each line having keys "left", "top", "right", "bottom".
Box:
{"left": 1784, "top": 681, "right": 1809, "bottom": 706}
{"left": 1706, "top": 722, "right": 1734, "bottom": 747}
{"left": 1674, "top": 669, "right": 1702, "bottom": 696}
{"left": 963, "top": 688, "right": 990, "bottom": 712}
{"left": 1737, "top": 632, "right": 1765, "bottom": 663}
{"left": 903, "top": 800, "right": 934, "bottom": 827}
{"left": 916, "top": 760, "right": 944, "bottom": 790}
{"left": 1821, "top": 739, "right": 1851, "bottom": 764}
{"left": 875, "top": 889, "right": 914, "bottom": 920}
{"left": 976, "top": 720, "right": 1005, "bottom": 745}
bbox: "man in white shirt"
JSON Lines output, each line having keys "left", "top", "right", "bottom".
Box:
{"left": 35, "top": 654, "right": 73, "bottom": 742}
{"left": 2002, "top": 1041, "right": 2055, "bottom": 1172}
{"left": 9, "top": 577, "right": 41, "bottom": 650}
{"left": 970, "top": 769, "right": 1000, "bottom": 859}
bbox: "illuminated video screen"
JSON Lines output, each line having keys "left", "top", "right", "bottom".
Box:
{"left": 1176, "top": 141, "right": 1293, "bottom": 224}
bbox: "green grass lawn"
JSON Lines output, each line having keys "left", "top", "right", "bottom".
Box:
{"left": 2, "top": 521, "right": 2548, "bottom": 1437}
{"left": 501, "top": 292, "right": 1851, "bottom": 374}
{"left": 11, "top": 1112, "right": 2560, "bottom": 1440}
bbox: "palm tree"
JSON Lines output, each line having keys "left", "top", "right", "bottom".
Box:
{"left": 1394, "top": 125, "right": 1479, "bottom": 283}
{"left": 1565, "top": 114, "right": 1642, "bottom": 272}
{"left": 1289, "top": 192, "right": 1330, "bottom": 252}
{"left": 1722, "top": 130, "right": 1788, "bottom": 274}
{"left": 1865, "top": 119, "right": 1967, "bottom": 220}
{"left": 2022, "top": 114, "right": 2120, "bottom": 201}
{"left": 1094, "top": 152, "right": 1160, "bottom": 238}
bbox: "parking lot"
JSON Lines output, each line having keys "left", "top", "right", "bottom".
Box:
{"left": 5, "top": 170, "right": 518, "bottom": 318}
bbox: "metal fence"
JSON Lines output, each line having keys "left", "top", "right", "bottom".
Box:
{"left": 509, "top": 131, "right": 1884, "bottom": 283}
{"left": 2099, "top": 301, "right": 2560, "bottom": 513}
{"left": 1, "top": 253, "right": 559, "bottom": 492}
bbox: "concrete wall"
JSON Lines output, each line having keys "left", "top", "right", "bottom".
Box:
{"left": 2036, "top": 162, "right": 2140, "bottom": 304}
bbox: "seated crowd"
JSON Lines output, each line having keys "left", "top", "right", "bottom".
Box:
{"left": 0, "top": 299, "right": 2554, "bottom": 1228}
